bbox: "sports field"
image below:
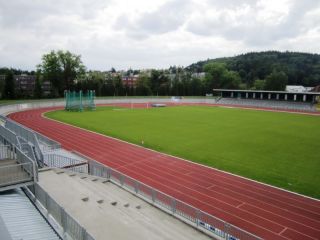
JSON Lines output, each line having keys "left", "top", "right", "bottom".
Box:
{"left": 46, "top": 106, "right": 320, "bottom": 198}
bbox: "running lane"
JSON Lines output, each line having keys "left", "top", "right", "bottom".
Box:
{"left": 8, "top": 106, "right": 320, "bottom": 240}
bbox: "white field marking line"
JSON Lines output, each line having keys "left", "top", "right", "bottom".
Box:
{"left": 40, "top": 107, "right": 320, "bottom": 204}
{"left": 13, "top": 108, "right": 320, "bottom": 233}
{"left": 9, "top": 104, "right": 317, "bottom": 205}
{"left": 99, "top": 101, "right": 320, "bottom": 116}
{"left": 214, "top": 104, "right": 320, "bottom": 116}
{"left": 112, "top": 108, "right": 129, "bottom": 111}
{"left": 279, "top": 227, "right": 288, "bottom": 235}
{"left": 236, "top": 202, "right": 246, "bottom": 208}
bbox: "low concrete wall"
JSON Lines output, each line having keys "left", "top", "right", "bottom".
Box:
{"left": 0, "top": 98, "right": 217, "bottom": 116}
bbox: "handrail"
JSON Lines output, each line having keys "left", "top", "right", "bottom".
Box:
{"left": 43, "top": 153, "right": 88, "bottom": 173}
{"left": 5, "top": 119, "right": 44, "bottom": 167}
{"left": 0, "top": 144, "right": 37, "bottom": 188}
{"left": 0, "top": 162, "right": 34, "bottom": 188}
{"left": 15, "top": 147, "right": 38, "bottom": 182}
{"left": 30, "top": 183, "right": 95, "bottom": 240}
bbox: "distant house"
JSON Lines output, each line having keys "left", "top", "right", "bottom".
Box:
{"left": 15, "top": 74, "right": 36, "bottom": 96}
{"left": 311, "top": 85, "right": 320, "bottom": 92}
{"left": 14, "top": 74, "right": 52, "bottom": 97}
{"left": 285, "top": 85, "right": 312, "bottom": 93}
{"left": 191, "top": 72, "right": 206, "bottom": 79}
{"left": 0, "top": 74, "right": 5, "bottom": 82}
{"left": 41, "top": 80, "right": 51, "bottom": 96}
{"left": 122, "top": 75, "right": 139, "bottom": 87}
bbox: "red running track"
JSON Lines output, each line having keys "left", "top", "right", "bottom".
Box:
{"left": 8, "top": 105, "right": 320, "bottom": 240}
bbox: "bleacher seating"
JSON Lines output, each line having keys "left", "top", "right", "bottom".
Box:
{"left": 216, "top": 98, "right": 317, "bottom": 112}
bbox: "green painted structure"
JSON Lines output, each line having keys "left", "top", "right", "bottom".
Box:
{"left": 65, "top": 90, "right": 95, "bottom": 111}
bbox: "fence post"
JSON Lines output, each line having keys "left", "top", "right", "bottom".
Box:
{"left": 151, "top": 189, "right": 156, "bottom": 203}
{"left": 45, "top": 192, "right": 50, "bottom": 219}
{"left": 81, "top": 228, "right": 87, "bottom": 240}
{"left": 225, "top": 223, "right": 231, "bottom": 240}
{"left": 32, "top": 162, "right": 38, "bottom": 182}
{"left": 87, "top": 161, "right": 91, "bottom": 175}
{"left": 135, "top": 182, "right": 139, "bottom": 194}
{"left": 106, "top": 167, "right": 111, "bottom": 179}
{"left": 61, "top": 208, "right": 67, "bottom": 239}
{"left": 120, "top": 175, "right": 124, "bottom": 186}
{"left": 196, "top": 210, "right": 201, "bottom": 227}
{"left": 171, "top": 199, "right": 176, "bottom": 214}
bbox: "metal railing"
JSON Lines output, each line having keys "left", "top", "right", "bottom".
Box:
{"left": 32, "top": 183, "right": 94, "bottom": 240}
{"left": 5, "top": 119, "right": 44, "bottom": 166}
{"left": 88, "top": 160, "right": 262, "bottom": 240}
{"left": 35, "top": 131, "right": 61, "bottom": 152}
{"left": 44, "top": 153, "right": 88, "bottom": 173}
{"left": 15, "top": 147, "right": 38, "bottom": 181}
{"left": 0, "top": 144, "right": 15, "bottom": 159}
{"left": 0, "top": 163, "right": 34, "bottom": 188}
{"left": 0, "top": 145, "right": 37, "bottom": 189}
{"left": 0, "top": 125, "right": 19, "bottom": 147}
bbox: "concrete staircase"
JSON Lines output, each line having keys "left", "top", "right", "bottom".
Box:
{"left": 38, "top": 169, "right": 211, "bottom": 240}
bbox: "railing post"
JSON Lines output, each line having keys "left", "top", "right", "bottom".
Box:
{"left": 106, "top": 167, "right": 111, "bottom": 179}
{"left": 61, "top": 208, "right": 67, "bottom": 239}
{"left": 171, "top": 199, "right": 176, "bottom": 214}
{"left": 151, "top": 189, "right": 156, "bottom": 203}
{"left": 32, "top": 162, "right": 38, "bottom": 182}
{"left": 87, "top": 161, "right": 91, "bottom": 175}
{"left": 45, "top": 192, "right": 49, "bottom": 219}
{"left": 196, "top": 210, "right": 201, "bottom": 227}
{"left": 135, "top": 182, "right": 139, "bottom": 194}
{"left": 120, "top": 175, "right": 124, "bottom": 186}
{"left": 225, "top": 223, "right": 231, "bottom": 240}
{"left": 81, "top": 228, "right": 87, "bottom": 240}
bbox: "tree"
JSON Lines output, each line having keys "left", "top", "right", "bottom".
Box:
{"left": 3, "top": 70, "right": 15, "bottom": 99}
{"left": 204, "top": 62, "right": 240, "bottom": 90}
{"left": 34, "top": 71, "right": 43, "bottom": 98}
{"left": 265, "top": 70, "right": 288, "bottom": 91}
{"left": 204, "top": 62, "right": 227, "bottom": 91}
{"left": 112, "top": 75, "right": 124, "bottom": 96}
{"left": 37, "top": 50, "right": 86, "bottom": 97}
{"left": 221, "top": 71, "right": 241, "bottom": 89}
{"left": 136, "top": 73, "right": 152, "bottom": 95}
{"left": 252, "top": 79, "right": 266, "bottom": 90}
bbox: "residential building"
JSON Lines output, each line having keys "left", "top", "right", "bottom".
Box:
{"left": 285, "top": 85, "right": 312, "bottom": 93}
{"left": 41, "top": 80, "right": 51, "bottom": 96}
{"left": 122, "top": 74, "right": 139, "bottom": 87}
{"left": 15, "top": 74, "right": 36, "bottom": 96}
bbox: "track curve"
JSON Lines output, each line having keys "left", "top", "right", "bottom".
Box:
{"left": 8, "top": 105, "right": 320, "bottom": 240}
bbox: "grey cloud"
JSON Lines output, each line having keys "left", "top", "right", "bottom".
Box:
{"left": 205, "top": 0, "right": 258, "bottom": 8}
{"left": 186, "top": 0, "right": 320, "bottom": 46}
{"left": 0, "top": 0, "right": 110, "bottom": 29}
{"left": 114, "top": 0, "right": 192, "bottom": 39}
{"left": 0, "top": 0, "right": 319, "bottom": 70}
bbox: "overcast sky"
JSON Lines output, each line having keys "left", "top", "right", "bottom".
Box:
{"left": 0, "top": 0, "right": 319, "bottom": 71}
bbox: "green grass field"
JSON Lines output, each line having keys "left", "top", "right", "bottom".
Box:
{"left": 46, "top": 106, "right": 320, "bottom": 199}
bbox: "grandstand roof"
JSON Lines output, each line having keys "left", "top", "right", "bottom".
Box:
{"left": 0, "top": 189, "right": 59, "bottom": 240}
{"left": 213, "top": 89, "right": 320, "bottom": 95}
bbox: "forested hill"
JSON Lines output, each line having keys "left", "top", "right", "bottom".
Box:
{"left": 187, "top": 51, "right": 320, "bottom": 88}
